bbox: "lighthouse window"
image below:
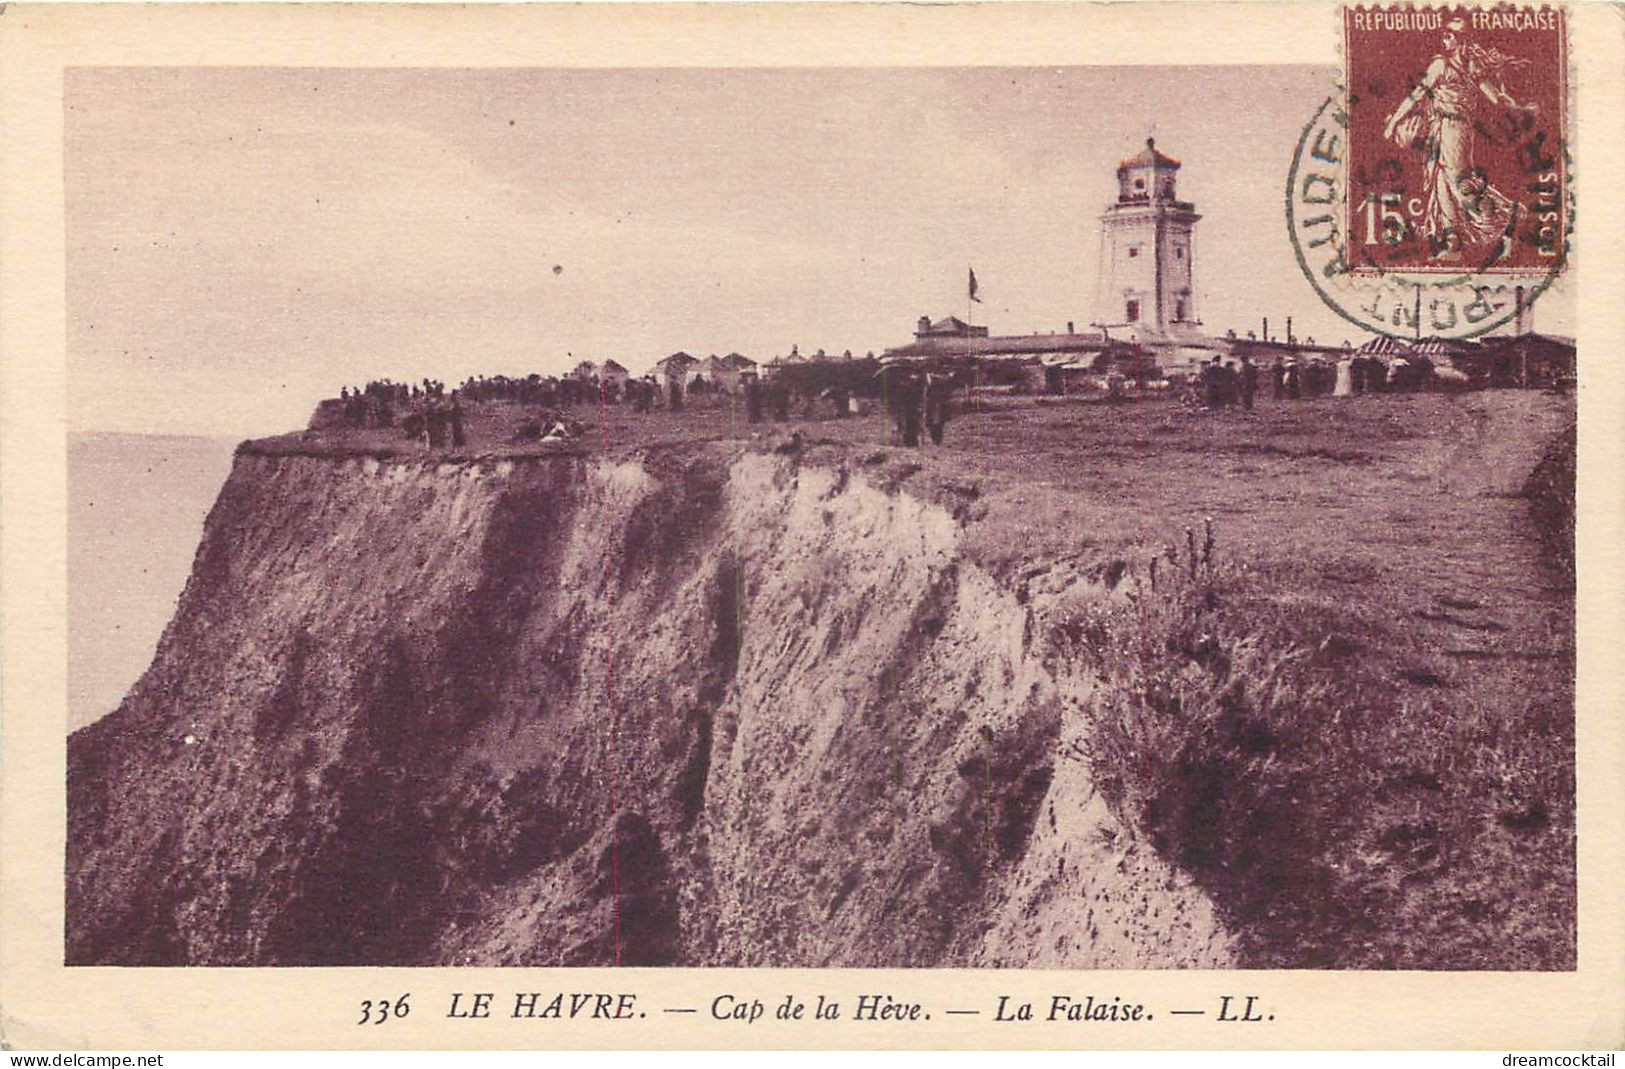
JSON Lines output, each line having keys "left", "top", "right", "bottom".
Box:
{"left": 1175, "top": 247, "right": 1184, "bottom": 260}
{"left": 1128, "top": 245, "right": 1139, "bottom": 258}
{"left": 1126, "top": 299, "right": 1140, "bottom": 323}
{"left": 1175, "top": 298, "right": 1187, "bottom": 321}
{"left": 1133, "top": 178, "right": 1145, "bottom": 191}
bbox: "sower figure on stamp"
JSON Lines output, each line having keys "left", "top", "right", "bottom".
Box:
{"left": 1382, "top": 16, "right": 1536, "bottom": 264}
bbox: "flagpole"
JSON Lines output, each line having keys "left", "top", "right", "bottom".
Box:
{"left": 967, "top": 266, "right": 978, "bottom": 415}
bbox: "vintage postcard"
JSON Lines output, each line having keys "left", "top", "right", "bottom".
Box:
{"left": 1, "top": 0, "right": 1621, "bottom": 1052}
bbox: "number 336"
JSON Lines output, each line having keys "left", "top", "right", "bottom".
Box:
{"left": 357, "top": 994, "right": 411, "bottom": 1025}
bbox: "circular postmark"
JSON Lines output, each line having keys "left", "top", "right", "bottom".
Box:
{"left": 1287, "top": 91, "right": 1573, "bottom": 341}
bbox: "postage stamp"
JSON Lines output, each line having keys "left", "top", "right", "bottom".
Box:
{"left": 1290, "top": 4, "right": 1572, "bottom": 339}
{"left": 1344, "top": 5, "right": 1567, "bottom": 274}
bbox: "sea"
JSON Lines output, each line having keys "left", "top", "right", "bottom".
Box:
{"left": 68, "top": 432, "right": 240, "bottom": 733}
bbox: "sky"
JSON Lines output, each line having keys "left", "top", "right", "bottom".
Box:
{"left": 66, "top": 65, "right": 1574, "bottom": 438}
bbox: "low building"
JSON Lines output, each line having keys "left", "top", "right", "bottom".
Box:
{"left": 760, "top": 345, "right": 806, "bottom": 380}
{"left": 651, "top": 351, "right": 701, "bottom": 399}
{"left": 1225, "top": 332, "right": 1354, "bottom": 366}
{"left": 697, "top": 352, "right": 758, "bottom": 393}
{"left": 598, "top": 360, "right": 631, "bottom": 388}
{"left": 913, "top": 316, "right": 989, "bottom": 341}
{"left": 882, "top": 319, "right": 1154, "bottom": 390}
{"left": 651, "top": 351, "right": 699, "bottom": 379}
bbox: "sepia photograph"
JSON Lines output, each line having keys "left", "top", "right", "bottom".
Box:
{"left": 57, "top": 50, "right": 1581, "bottom": 974}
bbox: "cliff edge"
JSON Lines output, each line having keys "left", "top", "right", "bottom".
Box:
{"left": 67, "top": 442, "right": 1231, "bottom": 967}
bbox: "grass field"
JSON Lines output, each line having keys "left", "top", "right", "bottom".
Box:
{"left": 267, "top": 384, "right": 1576, "bottom": 968}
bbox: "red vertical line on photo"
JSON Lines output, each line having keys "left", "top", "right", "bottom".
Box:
{"left": 883, "top": 661, "right": 897, "bottom": 838}
{"left": 736, "top": 537, "right": 748, "bottom": 964}
{"left": 982, "top": 631, "right": 993, "bottom": 888}
{"left": 970, "top": 333, "right": 982, "bottom": 882}
{"left": 598, "top": 368, "right": 623, "bottom": 965}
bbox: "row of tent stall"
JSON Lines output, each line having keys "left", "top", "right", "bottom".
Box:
{"left": 1350, "top": 333, "right": 1573, "bottom": 388}
{"left": 1223, "top": 331, "right": 1575, "bottom": 390}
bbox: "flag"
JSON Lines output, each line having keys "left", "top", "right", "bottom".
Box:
{"left": 968, "top": 266, "right": 982, "bottom": 304}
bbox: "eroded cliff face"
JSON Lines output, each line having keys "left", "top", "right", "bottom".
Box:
{"left": 67, "top": 444, "right": 1231, "bottom": 967}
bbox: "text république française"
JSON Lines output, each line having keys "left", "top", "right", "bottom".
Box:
{"left": 1348, "top": 9, "right": 1559, "bottom": 32}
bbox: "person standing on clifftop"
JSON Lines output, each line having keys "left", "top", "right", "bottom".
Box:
{"left": 425, "top": 402, "right": 446, "bottom": 448}
{"left": 924, "top": 372, "right": 952, "bottom": 445}
{"left": 745, "top": 375, "right": 763, "bottom": 424}
{"left": 830, "top": 381, "right": 850, "bottom": 419}
{"left": 887, "top": 368, "right": 923, "bottom": 447}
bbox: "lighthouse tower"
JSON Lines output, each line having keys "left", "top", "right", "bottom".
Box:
{"left": 1098, "top": 138, "right": 1201, "bottom": 335}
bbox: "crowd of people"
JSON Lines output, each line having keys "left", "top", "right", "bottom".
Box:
{"left": 327, "top": 345, "right": 1448, "bottom": 455}
{"left": 326, "top": 359, "right": 954, "bottom": 452}
{"left": 332, "top": 373, "right": 636, "bottom": 448}
{"left": 337, "top": 378, "right": 447, "bottom": 429}
{"left": 1197, "top": 353, "right": 1438, "bottom": 410}
{"left": 454, "top": 373, "right": 650, "bottom": 407}
{"left": 336, "top": 379, "right": 465, "bottom": 445}
{"left": 327, "top": 368, "right": 865, "bottom": 450}
{"left": 741, "top": 376, "right": 856, "bottom": 426}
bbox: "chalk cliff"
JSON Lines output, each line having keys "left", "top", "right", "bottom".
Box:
{"left": 67, "top": 443, "right": 1231, "bottom": 967}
